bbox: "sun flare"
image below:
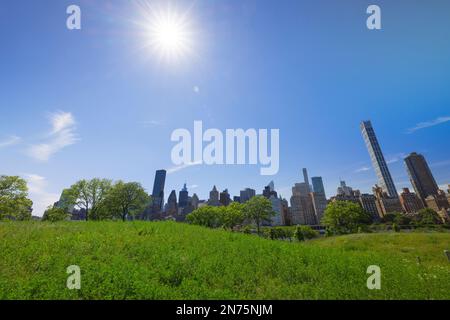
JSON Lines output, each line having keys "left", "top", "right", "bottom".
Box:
{"left": 143, "top": 5, "right": 194, "bottom": 63}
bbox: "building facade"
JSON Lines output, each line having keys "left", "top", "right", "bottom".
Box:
{"left": 360, "top": 121, "right": 398, "bottom": 198}
{"left": 240, "top": 188, "right": 256, "bottom": 203}
{"left": 311, "top": 177, "right": 326, "bottom": 198}
{"left": 404, "top": 152, "right": 439, "bottom": 206}
{"left": 373, "top": 185, "right": 403, "bottom": 217}
{"left": 399, "top": 188, "right": 424, "bottom": 214}
{"left": 208, "top": 186, "right": 220, "bottom": 206}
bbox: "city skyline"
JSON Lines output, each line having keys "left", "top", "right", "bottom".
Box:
{"left": 1, "top": 0, "right": 450, "bottom": 216}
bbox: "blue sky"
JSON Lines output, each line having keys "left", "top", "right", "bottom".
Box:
{"left": 1, "top": 0, "right": 450, "bottom": 215}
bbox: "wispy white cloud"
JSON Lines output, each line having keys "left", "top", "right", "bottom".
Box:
{"left": 406, "top": 116, "right": 450, "bottom": 134}
{"left": 386, "top": 153, "right": 406, "bottom": 164}
{"left": 28, "top": 111, "right": 79, "bottom": 161}
{"left": 23, "top": 174, "right": 60, "bottom": 217}
{"left": 431, "top": 160, "right": 450, "bottom": 168}
{"left": 188, "top": 184, "right": 199, "bottom": 189}
{"left": 167, "top": 161, "right": 202, "bottom": 174}
{"left": 355, "top": 166, "right": 371, "bottom": 173}
{"left": 0, "top": 135, "right": 21, "bottom": 148}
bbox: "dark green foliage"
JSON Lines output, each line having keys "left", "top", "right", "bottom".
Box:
{"left": 415, "top": 208, "right": 443, "bottom": 226}
{"left": 321, "top": 201, "right": 372, "bottom": 235}
{"left": 42, "top": 206, "right": 70, "bottom": 222}
{"left": 383, "top": 212, "right": 412, "bottom": 226}
{"left": 187, "top": 196, "right": 274, "bottom": 233}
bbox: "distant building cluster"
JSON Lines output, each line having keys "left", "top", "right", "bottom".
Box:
{"left": 58, "top": 120, "right": 449, "bottom": 225}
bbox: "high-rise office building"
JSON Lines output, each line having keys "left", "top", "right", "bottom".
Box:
{"left": 178, "top": 184, "right": 189, "bottom": 208}
{"left": 310, "top": 192, "right": 327, "bottom": 223}
{"left": 208, "top": 186, "right": 220, "bottom": 206}
{"left": 404, "top": 152, "right": 439, "bottom": 205}
{"left": 220, "top": 189, "right": 231, "bottom": 206}
{"left": 151, "top": 169, "right": 166, "bottom": 213}
{"left": 399, "top": 188, "right": 424, "bottom": 214}
{"left": 337, "top": 181, "right": 354, "bottom": 197}
{"left": 191, "top": 194, "right": 199, "bottom": 210}
{"left": 166, "top": 190, "right": 178, "bottom": 216}
{"left": 240, "top": 188, "right": 256, "bottom": 203}
{"left": 263, "top": 185, "right": 277, "bottom": 199}
{"left": 373, "top": 185, "right": 402, "bottom": 217}
{"left": 311, "top": 177, "right": 326, "bottom": 197}
{"left": 302, "top": 168, "right": 311, "bottom": 192}
{"left": 360, "top": 121, "right": 398, "bottom": 198}
{"left": 290, "top": 183, "right": 317, "bottom": 225}
{"left": 359, "top": 194, "right": 380, "bottom": 221}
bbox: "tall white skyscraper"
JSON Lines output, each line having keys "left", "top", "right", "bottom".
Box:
{"left": 360, "top": 121, "right": 398, "bottom": 198}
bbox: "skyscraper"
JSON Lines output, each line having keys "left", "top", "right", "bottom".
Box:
{"left": 399, "top": 188, "right": 424, "bottom": 214}
{"left": 147, "top": 169, "right": 167, "bottom": 219}
{"left": 219, "top": 189, "right": 231, "bottom": 206}
{"left": 166, "top": 190, "right": 178, "bottom": 217}
{"left": 290, "top": 183, "right": 317, "bottom": 225}
{"left": 404, "top": 152, "right": 439, "bottom": 205}
{"left": 240, "top": 188, "right": 256, "bottom": 203}
{"left": 302, "top": 168, "right": 311, "bottom": 192}
{"left": 151, "top": 170, "right": 166, "bottom": 211}
{"left": 178, "top": 183, "right": 189, "bottom": 208}
{"left": 208, "top": 186, "right": 220, "bottom": 206}
{"left": 360, "top": 121, "right": 398, "bottom": 198}
{"left": 311, "top": 177, "right": 326, "bottom": 197}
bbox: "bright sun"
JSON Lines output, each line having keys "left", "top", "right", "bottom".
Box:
{"left": 144, "top": 5, "right": 194, "bottom": 63}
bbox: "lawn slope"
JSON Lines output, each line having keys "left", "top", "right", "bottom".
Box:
{"left": 0, "top": 222, "right": 449, "bottom": 300}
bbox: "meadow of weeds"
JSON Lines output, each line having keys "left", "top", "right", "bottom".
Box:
{"left": 0, "top": 221, "right": 449, "bottom": 300}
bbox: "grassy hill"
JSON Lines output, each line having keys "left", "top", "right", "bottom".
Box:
{"left": 0, "top": 221, "right": 449, "bottom": 300}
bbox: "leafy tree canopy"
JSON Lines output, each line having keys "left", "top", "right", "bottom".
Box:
{"left": 0, "top": 175, "right": 33, "bottom": 221}
{"left": 322, "top": 201, "right": 372, "bottom": 235}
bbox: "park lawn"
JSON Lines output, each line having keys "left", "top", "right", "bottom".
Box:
{"left": 0, "top": 221, "right": 449, "bottom": 300}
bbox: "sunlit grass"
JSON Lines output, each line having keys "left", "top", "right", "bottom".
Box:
{"left": 0, "top": 221, "right": 449, "bottom": 300}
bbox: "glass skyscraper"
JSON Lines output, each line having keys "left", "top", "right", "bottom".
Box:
{"left": 311, "top": 177, "right": 326, "bottom": 197}
{"left": 151, "top": 169, "right": 167, "bottom": 212}
{"left": 360, "top": 121, "right": 398, "bottom": 198}
{"left": 404, "top": 152, "right": 439, "bottom": 205}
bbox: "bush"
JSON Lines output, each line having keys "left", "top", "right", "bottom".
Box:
{"left": 414, "top": 208, "right": 443, "bottom": 226}
{"left": 392, "top": 223, "right": 401, "bottom": 232}
{"left": 294, "top": 226, "right": 305, "bottom": 242}
{"left": 42, "top": 206, "right": 70, "bottom": 222}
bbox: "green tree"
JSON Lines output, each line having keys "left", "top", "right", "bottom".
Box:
{"left": 243, "top": 196, "right": 276, "bottom": 235}
{"left": 222, "top": 202, "right": 245, "bottom": 230}
{"left": 42, "top": 206, "right": 70, "bottom": 222}
{"left": 187, "top": 206, "right": 223, "bottom": 228}
{"left": 104, "top": 181, "right": 150, "bottom": 221}
{"left": 415, "top": 208, "right": 443, "bottom": 225}
{"left": 63, "top": 178, "right": 112, "bottom": 221}
{"left": 0, "top": 176, "right": 33, "bottom": 221}
{"left": 383, "top": 212, "right": 411, "bottom": 226}
{"left": 321, "top": 201, "right": 372, "bottom": 235}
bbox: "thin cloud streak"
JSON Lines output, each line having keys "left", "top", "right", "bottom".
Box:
{"left": 406, "top": 116, "right": 450, "bottom": 134}
{"left": 167, "top": 161, "right": 202, "bottom": 174}
{"left": 0, "top": 135, "right": 21, "bottom": 148}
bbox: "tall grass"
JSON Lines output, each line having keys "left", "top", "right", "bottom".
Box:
{"left": 0, "top": 221, "right": 449, "bottom": 300}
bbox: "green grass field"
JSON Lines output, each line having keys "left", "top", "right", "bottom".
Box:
{"left": 0, "top": 221, "right": 449, "bottom": 300}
